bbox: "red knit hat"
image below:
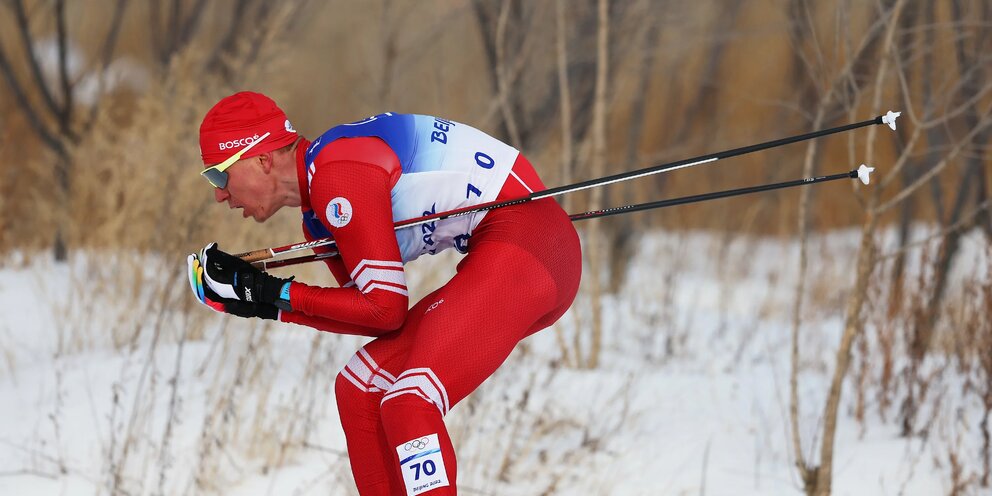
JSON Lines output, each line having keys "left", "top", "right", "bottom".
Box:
{"left": 199, "top": 91, "right": 298, "bottom": 165}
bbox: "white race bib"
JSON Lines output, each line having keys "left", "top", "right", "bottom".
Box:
{"left": 396, "top": 433, "right": 450, "bottom": 495}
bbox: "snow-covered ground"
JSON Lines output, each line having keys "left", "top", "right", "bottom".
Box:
{"left": 0, "top": 228, "right": 987, "bottom": 495}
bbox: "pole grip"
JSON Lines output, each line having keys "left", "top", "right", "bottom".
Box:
{"left": 236, "top": 249, "right": 273, "bottom": 263}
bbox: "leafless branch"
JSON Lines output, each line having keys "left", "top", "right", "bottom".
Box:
{"left": 0, "top": 42, "right": 67, "bottom": 158}
{"left": 10, "top": 0, "right": 61, "bottom": 119}
{"left": 83, "top": 0, "right": 129, "bottom": 131}
{"left": 53, "top": 0, "right": 73, "bottom": 140}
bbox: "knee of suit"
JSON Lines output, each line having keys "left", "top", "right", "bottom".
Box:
{"left": 379, "top": 368, "right": 451, "bottom": 416}
{"left": 335, "top": 370, "right": 380, "bottom": 414}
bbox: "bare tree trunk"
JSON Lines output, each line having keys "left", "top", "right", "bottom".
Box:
{"left": 916, "top": 0, "right": 992, "bottom": 355}
{"left": 554, "top": 0, "right": 575, "bottom": 368}
{"left": 814, "top": 3, "right": 907, "bottom": 493}
{"left": 470, "top": 0, "right": 531, "bottom": 146}
{"left": 883, "top": 0, "right": 924, "bottom": 326}
{"left": 790, "top": 106, "right": 827, "bottom": 495}
{"left": 605, "top": 0, "right": 658, "bottom": 294}
{"left": 786, "top": 1, "right": 899, "bottom": 488}
{"left": 494, "top": 0, "right": 523, "bottom": 150}
{"left": 471, "top": 0, "right": 599, "bottom": 153}
{"left": 816, "top": 209, "right": 880, "bottom": 496}
{"left": 583, "top": 0, "right": 610, "bottom": 369}
{"left": 555, "top": 0, "right": 574, "bottom": 209}
{"left": 887, "top": 157, "right": 916, "bottom": 318}
{"left": 671, "top": 0, "right": 741, "bottom": 146}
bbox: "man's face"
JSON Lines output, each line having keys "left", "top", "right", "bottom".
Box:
{"left": 210, "top": 154, "right": 277, "bottom": 222}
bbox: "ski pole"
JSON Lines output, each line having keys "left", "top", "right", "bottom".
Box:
{"left": 569, "top": 164, "right": 875, "bottom": 221}
{"left": 236, "top": 111, "right": 899, "bottom": 263}
{"left": 250, "top": 165, "right": 875, "bottom": 270}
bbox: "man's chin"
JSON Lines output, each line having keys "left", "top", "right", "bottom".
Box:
{"left": 251, "top": 209, "right": 271, "bottom": 223}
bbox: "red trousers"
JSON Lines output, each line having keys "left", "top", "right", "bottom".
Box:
{"left": 334, "top": 196, "right": 582, "bottom": 495}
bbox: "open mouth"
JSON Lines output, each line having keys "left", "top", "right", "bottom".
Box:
{"left": 228, "top": 202, "right": 249, "bottom": 218}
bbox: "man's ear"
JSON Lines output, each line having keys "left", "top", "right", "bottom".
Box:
{"left": 257, "top": 152, "right": 274, "bottom": 173}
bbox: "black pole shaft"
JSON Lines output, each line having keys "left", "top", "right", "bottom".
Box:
{"left": 568, "top": 170, "right": 857, "bottom": 222}
{"left": 534, "top": 116, "right": 882, "bottom": 199}
{"left": 257, "top": 170, "right": 860, "bottom": 270}
{"left": 396, "top": 115, "right": 885, "bottom": 229}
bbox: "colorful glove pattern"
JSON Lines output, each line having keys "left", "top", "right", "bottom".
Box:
{"left": 187, "top": 251, "right": 280, "bottom": 320}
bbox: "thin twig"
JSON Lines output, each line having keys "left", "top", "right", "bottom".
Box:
{"left": 53, "top": 0, "right": 74, "bottom": 140}
{"left": 0, "top": 469, "right": 59, "bottom": 480}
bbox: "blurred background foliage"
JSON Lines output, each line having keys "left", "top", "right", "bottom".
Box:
{"left": 1, "top": 0, "right": 986, "bottom": 264}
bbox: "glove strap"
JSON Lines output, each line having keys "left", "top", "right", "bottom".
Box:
{"left": 274, "top": 281, "right": 293, "bottom": 311}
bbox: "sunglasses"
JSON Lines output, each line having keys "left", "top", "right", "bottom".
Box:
{"left": 200, "top": 131, "right": 271, "bottom": 189}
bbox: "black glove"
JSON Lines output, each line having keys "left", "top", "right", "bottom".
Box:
{"left": 198, "top": 242, "right": 294, "bottom": 311}
{"left": 197, "top": 242, "right": 294, "bottom": 311}
{"left": 187, "top": 253, "right": 280, "bottom": 320}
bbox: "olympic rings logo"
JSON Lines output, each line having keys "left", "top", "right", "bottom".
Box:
{"left": 404, "top": 437, "right": 430, "bottom": 451}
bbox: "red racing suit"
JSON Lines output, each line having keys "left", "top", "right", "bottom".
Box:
{"left": 278, "top": 113, "right": 581, "bottom": 495}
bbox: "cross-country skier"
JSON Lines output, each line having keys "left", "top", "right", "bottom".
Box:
{"left": 186, "top": 91, "right": 582, "bottom": 495}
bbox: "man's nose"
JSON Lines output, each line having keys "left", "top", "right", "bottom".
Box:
{"left": 214, "top": 188, "right": 229, "bottom": 203}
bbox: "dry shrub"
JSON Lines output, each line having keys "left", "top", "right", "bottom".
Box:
{"left": 953, "top": 246, "right": 992, "bottom": 488}
{"left": 67, "top": 49, "right": 296, "bottom": 257}
{"left": 854, "top": 230, "right": 992, "bottom": 454}
{"left": 0, "top": 125, "right": 60, "bottom": 261}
